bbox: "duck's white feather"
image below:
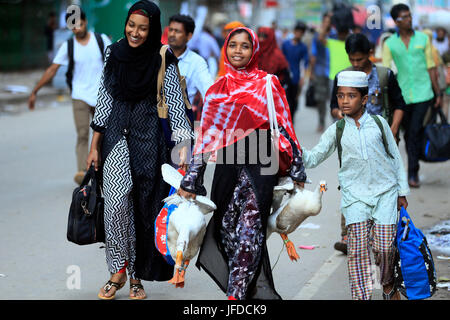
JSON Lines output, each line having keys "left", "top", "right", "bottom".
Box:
{"left": 267, "top": 180, "right": 327, "bottom": 238}
{"left": 167, "top": 201, "right": 207, "bottom": 260}
{"left": 161, "top": 164, "right": 217, "bottom": 263}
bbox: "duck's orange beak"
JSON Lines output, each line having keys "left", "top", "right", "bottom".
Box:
{"left": 320, "top": 184, "right": 327, "bottom": 193}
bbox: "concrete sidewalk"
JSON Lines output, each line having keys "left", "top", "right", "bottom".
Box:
{"left": 0, "top": 69, "right": 69, "bottom": 114}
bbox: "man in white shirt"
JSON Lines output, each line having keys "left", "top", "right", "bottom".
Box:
{"left": 188, "top": 28, "right": 221, "bottom": 78}
{"left": 432, "top": 27, "right": 448, "bottom": 57}
{"left": 167, "top": 14, "right": 213, "bottom": 120}
{"left": 28, "top": 8, "right": 111, "bottom": 184}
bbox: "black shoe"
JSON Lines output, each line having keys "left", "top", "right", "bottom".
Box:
{"left": 408, "top": 174, "right": 420, "bottom": 188}
{"left": 334, "top": 241, "right": 347, "bottom": 255}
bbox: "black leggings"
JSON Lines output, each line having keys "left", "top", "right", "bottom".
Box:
{"left": 286, "top": 81, "right": 299, "bottom": 121}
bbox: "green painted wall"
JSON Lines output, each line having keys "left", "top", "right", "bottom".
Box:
{"left": 0, "top": 0, "right": 181, "bottom": 71}
{"left": 0, "top": 0, "right": 59, "bottom": 71}
{"left": 83, "top": 0, "right": 181, "bottom": 42}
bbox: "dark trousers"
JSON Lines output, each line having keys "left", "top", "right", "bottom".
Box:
{"left": 286, "top": 81, "right": 299, "bottom": 121}
{"left": 402, "top": 99, "right": 432, "bottom": 178}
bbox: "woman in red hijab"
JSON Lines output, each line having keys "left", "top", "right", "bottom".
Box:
{"left": 178, "top": 27, "right": 307, "bottom": 300}
{"left": 217, "top": 21, "right": 245, "bottom": 77}
{"left": 257, "top": 26, "right": 290, "bottom": 86}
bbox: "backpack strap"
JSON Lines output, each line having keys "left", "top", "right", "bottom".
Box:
{"left": 65, "top": 33, "right": 105, "bottom": 92}
{"left": 335, "top": 119, "right": 345, "bottom": 168}
{"left": 376, "top": 65, "right": 389, "bottom": 92}
{"left": 375, "top": 65, "right": 392, "bottom": 124}
{"left": 94, "top": 32, "right": 105, "bottom": 61}
{"left": 65, "top": 38, "right": 74, "bottom": 92}
{"left": 371, "top": 115, "right": 394, "bottom": 159}
{"left": 336, "top": 116, "right": 393, "bottom": 169}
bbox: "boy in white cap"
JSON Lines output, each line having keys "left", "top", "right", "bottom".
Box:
{"left": 301, "top": 71, "right": 410, "bottom": 300}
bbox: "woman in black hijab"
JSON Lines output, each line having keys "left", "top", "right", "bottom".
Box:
{"left": 87, "top": 0, "right": 193, "bottom": 300}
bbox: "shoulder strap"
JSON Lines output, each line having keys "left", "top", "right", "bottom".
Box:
{"left": 371, "top": 115, "right": 394, "bottom": 159}
{"left": 265, "top": 75, "right": 280, "bottom": 137}
{"left": 336, "top": 119, "right": 345, "bottom": 168}
{"left": 157, "top": 45, "right": 169, "bottom": 119}
{"left": 156, "top": 45, "right": 192, "bottom": 122}
{"left": 94, "top": 32, "right": 105, "bottom": 61}
{"left": 336, "top": 116, "right": 394, "bottom": 168}
{"left": 376, "top": 65, "right": 389, "bottom": 89}
{"left": 375, "top": 65, "right": 392, "bottom": 123}
{"left": 65, "top": 38, "right": 74, "bottom": 91}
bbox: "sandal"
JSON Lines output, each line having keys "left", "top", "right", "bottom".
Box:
{"left": 382, "top": 287, "right": 399, "bottom": 300}
{"left": 98, "top": 279, "right": 126, "bottom": 300}
{"left": 129, "top": 283, "right": 147, "bottom": 300}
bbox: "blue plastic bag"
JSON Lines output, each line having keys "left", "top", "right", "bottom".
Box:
{"left": 154, "top": 186, "right": 177, "bottom": 265}
{"left": 393, "top": 207, "right": 437, "bottom": 300}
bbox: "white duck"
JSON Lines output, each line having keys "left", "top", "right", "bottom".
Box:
{"left": 161, "top": 164, "right": 216, "bottom": 288}
{"left": 267, "top": 177, "right": 327, "bottom": 261}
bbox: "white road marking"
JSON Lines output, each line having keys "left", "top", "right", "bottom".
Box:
{"left": 291, "top": 251, "right": 345, "bottom": 300}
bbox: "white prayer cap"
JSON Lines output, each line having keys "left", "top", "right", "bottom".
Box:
{"left": 337, "top": 71, "right": 368, "bottom": 88}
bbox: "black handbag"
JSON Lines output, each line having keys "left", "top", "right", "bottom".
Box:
{"left": 420, "top": 108, "right": 450, "bottom": 162}
{"left": 67, "top": 165, "right": 105, "bottom": 245}
{"left": 305, "top": 83, "right": 317, "bottom": 107}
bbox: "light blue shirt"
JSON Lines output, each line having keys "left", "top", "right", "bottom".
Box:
{"left": 302, "top": 112, "right": 410, "bottom": 224}
{"left": 177, "top": 48, "right": 214, "bottom": 104}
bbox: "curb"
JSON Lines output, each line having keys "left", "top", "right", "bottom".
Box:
{"left": 0, "top": 89, "right": 69, "bottom": 113}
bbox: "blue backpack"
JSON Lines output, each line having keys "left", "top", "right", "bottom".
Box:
{"left": 393, "top": 207, "right": 437, "bottom": 300}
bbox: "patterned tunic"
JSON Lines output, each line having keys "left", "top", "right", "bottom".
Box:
{"left": 302, "top": 112, "right": 409, "bottom": 225}
{"left": 91, "top": 48, "right": 193, "bottom": 281}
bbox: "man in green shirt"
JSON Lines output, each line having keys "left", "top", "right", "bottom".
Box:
{"left": 318, "top": 13, "right": 351, "bottom": 83}
{"left": 382, "top": 3, "right": 442, "bottom": 188}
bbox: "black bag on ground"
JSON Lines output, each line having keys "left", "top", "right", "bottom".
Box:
{"left": 67, "top": 165, "right": 105, "bottom": 245}
{"left": 420, "top": 107, "right": 450, "bottom": 162}
{"left": 305, "top": 83, "right": 316, "bottom": 107}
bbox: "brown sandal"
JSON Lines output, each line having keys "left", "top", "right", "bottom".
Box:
{"left": 129, "top": 283, "right": 147, "bottom": 300}
{"left": 98, "top": 279, "right": 126, "bottom": 300}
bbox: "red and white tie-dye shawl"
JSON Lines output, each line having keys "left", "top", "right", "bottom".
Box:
{"left": 193, "top": 27, "right": 301, "bottom": 161}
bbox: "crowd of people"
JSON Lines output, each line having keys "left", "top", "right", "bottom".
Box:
{"left": 28, "top": 0, "right": 449, "bottom": 300}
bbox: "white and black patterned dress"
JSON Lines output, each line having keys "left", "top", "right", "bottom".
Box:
{"left": 91, "top": 48, "right": 193, "bottom": 281}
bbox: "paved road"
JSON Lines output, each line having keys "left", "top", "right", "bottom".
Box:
{"left": 0, "top": 98, "right": 449, "bottom": 300}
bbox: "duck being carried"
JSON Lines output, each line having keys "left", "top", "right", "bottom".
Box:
{"left": 268, "top": 177, "right": 327, "bottom": 261}
{"left": 160, "top": 164, "right": 216, "bottom": 288}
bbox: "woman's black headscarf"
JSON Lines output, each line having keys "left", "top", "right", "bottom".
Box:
{"left": 107, "top": 0, "right": 172, "bottom": 102}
